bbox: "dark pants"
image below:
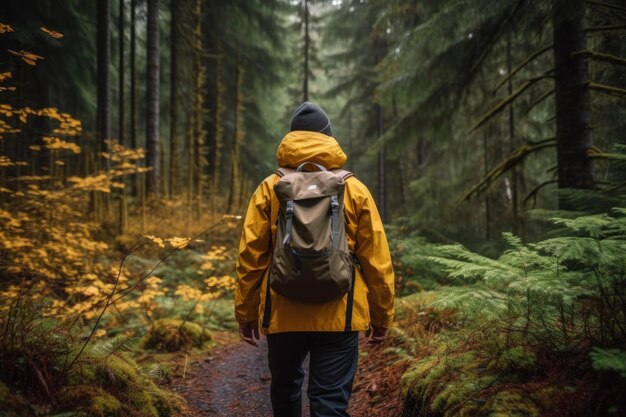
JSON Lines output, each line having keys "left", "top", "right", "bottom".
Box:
{"left": 267, "top": 331, "right": 359, "bottom": 417}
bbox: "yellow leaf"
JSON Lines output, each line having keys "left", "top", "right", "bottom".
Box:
{"left": 145, "top": 235, "right": 165, "bottom": 248}
{"left": 41, "top": 26, "right": 63, "bottom": 39}
{"left": 8, "top": 50, "right": 44, "bottom": 66}
{"left": 0, "top": 23, "right": 13, "bottom": 34}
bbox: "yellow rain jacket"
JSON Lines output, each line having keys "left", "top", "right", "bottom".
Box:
{"left": 234, "top": 130, "right": 395, "bottom": 334}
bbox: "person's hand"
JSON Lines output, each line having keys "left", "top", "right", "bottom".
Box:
{"left": 365, "top": 326, "right": 388, "bottom": 345}
{"left": 239, "top": 321, "right": 260, "bottom": 347}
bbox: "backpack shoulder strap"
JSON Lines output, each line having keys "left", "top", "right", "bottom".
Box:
{"left": 331, "top": 169, "right": 354, "bottom": 181}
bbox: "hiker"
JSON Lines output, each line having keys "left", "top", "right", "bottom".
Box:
{"left": 234, "top": 102, "right": 395, "bottom": 417}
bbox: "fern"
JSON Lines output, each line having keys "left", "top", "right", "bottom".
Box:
{"left": 590, "top": 348, "right": 626, "bottom": 378}
{"left": 89, "top": 335, "right": 139, "bottom": 358}
{"left": 426, "top": 204, "right": 626, "bottom": 351}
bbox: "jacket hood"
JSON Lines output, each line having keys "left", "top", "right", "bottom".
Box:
{"left": 275, "top": 130, "right": 347, "bottom": 169}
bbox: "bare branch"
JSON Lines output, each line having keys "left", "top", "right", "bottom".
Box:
{"left": 462, "top": 141, "right": 556, "bottom": 201}
{"left": 573, "top": 50, "right": 626, "bottom": 67}
{"left": 589, "top": 82, "right": 626, "bottom": 97}
{"left": 524, "top": 89, "right": 555, "bottom": 115}
{"left": 470, "top": 74, "right": 554, "bottom": 133}
{"left": 586, "top": 24, "right": 626, "bottom": 33}
{"left": 494, "top": 45, "right": 553, "bottom": 92}
{"left": 587, "top": 0, "right": 626, "bottom": 13}
{"left": 523, "top": 180, "right": 558, "bottom": 206}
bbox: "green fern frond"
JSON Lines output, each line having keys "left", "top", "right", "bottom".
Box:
{"left": 590, "top": 348, "right": 626, "bottom": 378}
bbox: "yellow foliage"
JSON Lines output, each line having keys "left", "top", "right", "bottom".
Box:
{"left": 8, "top": 49, "right": 44, "bottom": 66}
{"left": 40, "top": 26, "right": 63, "bottom": 39}
{"left": 165, "top": 236, "right": 191, "bottom": 248}
{"left": 0, "top": 23, "right": 14, "bottom": 33}
{"left": 0, "top": 104, "right": 82, "bottom": 138}
{"left": 204, "top": 275, "right": 236, "bottom": 291}
{"left": 145, "top": 235, "right": 165, "bottom": 248}
{"left": 43, "top": 136, "right": 81, "bottom": 153}
{"left": 174, "top": 284, "right": 204, "bottom": 301}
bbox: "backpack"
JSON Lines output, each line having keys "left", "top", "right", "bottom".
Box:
{"left": 268, "top": 161, "right": 355, "bottom": 304}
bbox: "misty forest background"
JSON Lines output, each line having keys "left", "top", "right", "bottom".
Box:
{"left": 1, "top": 0, "right": 626, "bottom": 416}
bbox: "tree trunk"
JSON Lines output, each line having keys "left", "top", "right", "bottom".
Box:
{"left": 483, "top": 130, "right": 491, "bottom": 241}
{"left": 211, "top": 43, "right": 225, "bottom": 212}
{"left": 303, "top": 0, "right": 309, "bottom": 102}
{"left": 97, "top": 0, "right": 111, "bottom": 159}
{"left": 96, "top": 0, "right": 112, "bottom": 222}
{"left": 169, "top": 0, "right": 180, "bottom": 197}
{"left": 130, "top": 0, "right": 137, "bottom": 151}
{"left": 118, "top": 0, "right": 127, "bottom": 235}
{"left": 118, "top": 0, "right": 125, "bottom": 145}
{"left": 553, "top": 0, "right": 594, "bottom": 204}
{"left": 377, "top": 104, "right": 386, "bottom": 223}
{"left": 507, "top": 31, "right": 519, "bottom": 235}
{"left": 228, "top": 61, "right": 244, "bottom": 213}
{"left": 146, "top": 0, "right": 160, "bottom": 195}
{"left": 193, "top": 0, "right": 207, "bottom": 218}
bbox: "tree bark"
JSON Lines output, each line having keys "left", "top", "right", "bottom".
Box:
{"left": 169, "top": 0, "right": 180, "bottom": 197}
{"left": 146, "top": 0, "right": 161, "bottom": 195}
{"left": 130, "top": 0, "right": 137, "bottom": 151}
{"left": 118, "top": 0, "right": 125, "bottom": 145}
{"left": 377, "top": 104, "right": 386, "bottom": 223}
{"left": 211, "top": 43, "right": 225, "bottom": 212}
{"left": 193, "top": 0, "right": 207, "bottom": 217}
{"left": 97, "top": 0, "right": 111, "bottom": 159}
{"left": 553, "top": 0, "right": 594, "bottom": 203}
{"left": 507, "top": 31, "right": 519, "bottom": 235}
{"left": 303, "top": 0, "right": 309, "bottom": 102}
{"left": 228, "top": 61, "right": 244, "bottom": 213}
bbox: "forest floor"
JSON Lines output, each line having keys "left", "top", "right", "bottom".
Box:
{"left": 169, "top": 332, "right": 406, "bottom": 417}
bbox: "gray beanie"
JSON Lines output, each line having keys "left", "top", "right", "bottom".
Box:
{"left": 289, "top": 101, "right": 332, "bottom": 136}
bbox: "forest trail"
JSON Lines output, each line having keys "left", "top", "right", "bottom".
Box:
{"left": 173, "top": 332, "right": 275, "bottom": 417}
{"left": 172, "top": 333, "right": 404, "bottom": 417}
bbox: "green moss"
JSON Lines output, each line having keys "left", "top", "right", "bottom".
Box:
{"left": 57, "top": 384, "right": 122, "bottom": 417}
{"left": 143, "top": 319, "right": 212, "bottom": 352}
{"left": 91, "top": 354, "right": 183, "bottom": 417}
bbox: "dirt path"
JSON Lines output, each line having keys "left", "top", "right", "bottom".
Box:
{"left": 172, "top": 333, "right": 403, "bottom": 417}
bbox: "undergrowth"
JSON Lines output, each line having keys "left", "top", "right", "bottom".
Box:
{"left": 394, "top": 203, "right": 626, "bottom": 417}
{"left": 0, "top": 300, "right": 183, "bottom": 417}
